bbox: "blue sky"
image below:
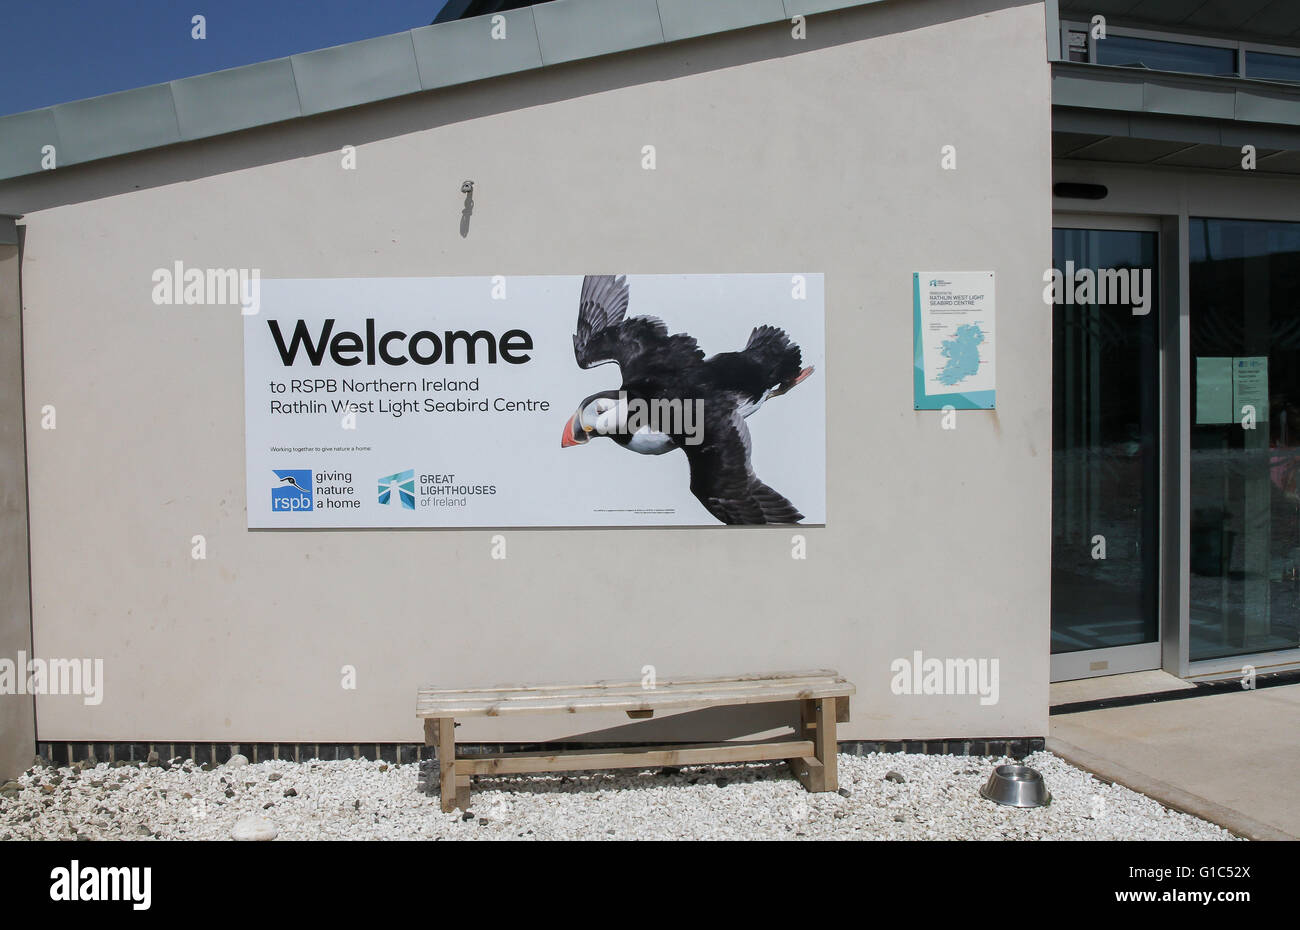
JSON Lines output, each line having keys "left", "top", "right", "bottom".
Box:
{"left": 0, "top": 0, "right": 451, "bottom": 117}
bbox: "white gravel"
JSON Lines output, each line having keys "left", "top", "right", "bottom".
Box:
{"left": 0, "top": 750, "right": 1238, "bottom": 840}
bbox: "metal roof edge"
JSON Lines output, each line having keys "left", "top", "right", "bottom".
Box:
{"left": 0, "top": 0, "right": 886, "bottom": 183}
{"left": 1053, "top": 105, "right": 1300, "bottom": 152}
{"left": 1051, "top": 60, "right": 1300, "bottom": 128}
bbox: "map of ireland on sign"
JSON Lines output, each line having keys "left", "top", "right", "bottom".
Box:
{"left": 914, "top": 272, "right": 995, "bottom": 409}
{"left": 938, "top": 323, "right": 985, "bottom": 386}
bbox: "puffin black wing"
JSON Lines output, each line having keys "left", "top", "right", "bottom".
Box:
{"left": 574, "top": 275, "right": 703, "bottom": 381}
{"left": 682, "top": 407, "right": 803, "bottom": 525}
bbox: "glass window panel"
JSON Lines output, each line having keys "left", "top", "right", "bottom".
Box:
{"left": 1245, "top": 50, "right": 1300, "bottom": 84}
{"left": 1052, "top": 229, "right": 1160, "bottom": 654}
{"left": 1189, "top": 218, "right": 1300, "bottom": 661}
{"left": 1096, "top": 35, "right": 1237, "bottom": 77}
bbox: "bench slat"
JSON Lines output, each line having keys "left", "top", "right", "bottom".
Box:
{"left": 417, "top": 669, "right": 840, "bottom": 697}
{"left": 457, "top": 739, "right": 816, "bottom": 775}
{"left": 418, "top": 673, "right": 848, "bottom": 707}
{"left": 417, "top": 682, "right": 853, "bottom": 717}
{"left": 417, "top": 680, "right": 851, "bottom": 711}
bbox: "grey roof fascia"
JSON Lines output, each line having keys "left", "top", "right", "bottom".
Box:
{"left": 1052, "top": 61, "right": 1300, "bottom": 127}
{"left": 0, "top": 0, "right": 885, "bottom": 183}
{"left": 783, "top": 0, "right": 881, "bottom": 15}
{"left": 410, "top": 6, "right": 544, "bottom": 89}
{"left": 50, "top": 82, "right": 182, "bottom": 167}
{"left": 533, "top": 0, "right": 665, "bottom": 66}
{"left": 290, "top": 31, "right": 423, "bottom": 116}
{"left": 0, "top": 107, "right": 58, "bottom": 179}
{"left": 1053, "top": 105, "right": 1300, "bottom": 152}
{"left": 657, "top": 0, "right": 787, "bottom": 43}
{"left": 170, "top": 58, "right": 303, "bottom": 141}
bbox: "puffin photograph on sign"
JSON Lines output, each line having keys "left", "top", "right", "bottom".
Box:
{"left": 243, "top": 273, "right": 825, "bottom": 528}
{"left": 561, "top": 275, "right": 816, "bottom": 525}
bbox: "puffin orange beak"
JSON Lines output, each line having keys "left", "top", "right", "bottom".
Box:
{"left": 561, "top": 413, "right": 585, "bottom": 448}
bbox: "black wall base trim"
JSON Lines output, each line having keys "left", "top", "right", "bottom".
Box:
{"left": 30, "top": 736, "right": 1046, "bottom": 769}
{"left": 840, "top": 738, "right": 1044, "bottom": 758}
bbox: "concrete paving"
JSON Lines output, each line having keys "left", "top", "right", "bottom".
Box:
{"left": 1050, "top": 670, "right": 1193, "bottom": 705}
{"left": 1049, "top": 683, "right": 1300, "bottom": 840}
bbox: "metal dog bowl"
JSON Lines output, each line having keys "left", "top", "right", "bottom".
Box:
{"left": 979, "top": 764, "right": 1051, "bottom": 808}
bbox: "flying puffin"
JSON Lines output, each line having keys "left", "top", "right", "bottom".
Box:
{"left": 560, "top": 274, "right": 814, "bottom": 525}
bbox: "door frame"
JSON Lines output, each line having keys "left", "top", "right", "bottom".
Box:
{"left": 1052, "top": 165, "right": 1300, "bottom": 683}
{"left": 1051, "top": 213, "right": 1168, "bottom": 681}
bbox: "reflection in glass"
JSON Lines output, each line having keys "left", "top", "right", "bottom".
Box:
{"left": 1190, "top": 218, "right": 1300, "bottom": 661}
{"left": 1246, "top": 51, "right": 1300, "bottom": 84}
{"left": 1052, "top": 229, "right": 1160, "bottom": 654}
{"left": 1096, "top": 35, "right": 1236, "bottom": 77}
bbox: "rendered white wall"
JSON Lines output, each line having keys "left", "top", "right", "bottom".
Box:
{"left": 0, "top": 241, "right": 36, "bottom": 777}
{"left": 15, "top": 0, "right": 1052, "bottom": 743}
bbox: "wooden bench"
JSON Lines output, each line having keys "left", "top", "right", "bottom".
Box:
{"left": 417, "top": 669, "right": 855, "bottom": 812}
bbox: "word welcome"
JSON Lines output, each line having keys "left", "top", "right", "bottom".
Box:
{"left": 268, "top": 319, "right": 533, "bottom": 367}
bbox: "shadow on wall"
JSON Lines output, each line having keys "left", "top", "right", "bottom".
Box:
{"left": 0, "top": 0, "right": 1035, "bottom": 216}
{"left": 555, "top": 701, "right": 800, "bottom": 743}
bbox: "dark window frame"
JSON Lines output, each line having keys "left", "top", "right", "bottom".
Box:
{"left": 1060, "top": 20, "right": 1300, "bottom": 84}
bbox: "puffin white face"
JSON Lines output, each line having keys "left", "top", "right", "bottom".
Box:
{"left": 589, "top": 396, "right": 619, "bottom": 433}
{"left": 561, "top": 393, "right": 620, "bottom": 447}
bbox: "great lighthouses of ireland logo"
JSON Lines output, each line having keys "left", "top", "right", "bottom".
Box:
{"left": 377, "top": 469, "right": 416, "bottom": 509}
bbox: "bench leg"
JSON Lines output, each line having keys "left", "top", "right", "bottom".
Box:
{"left": 788, "top": 697, "right": 838, "bottom": 793}
{"left": 423, "top": 717, "right": 436, "bottom": 785}
{"left": 423, "top": 719, "right": 445, "bottom": 807}
{"left": 814, "top": 696, "right": 838, "bottom": 791}
{"left": 428, "top": 716, "right": 470, "bottom": 813}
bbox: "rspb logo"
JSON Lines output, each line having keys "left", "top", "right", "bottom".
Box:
{"left": 377, "top": 469, "right": 416, "bottom": 510}
{"left": 272, "top": 469, "right": 314, "bottom": 511}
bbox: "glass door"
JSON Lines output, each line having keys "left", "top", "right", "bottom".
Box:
{"left": 1051, "top": 224, "right": 1162, "bottom": 680}
{"left": 1188, "top": 218, "right": 1300, "bottom": 664}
